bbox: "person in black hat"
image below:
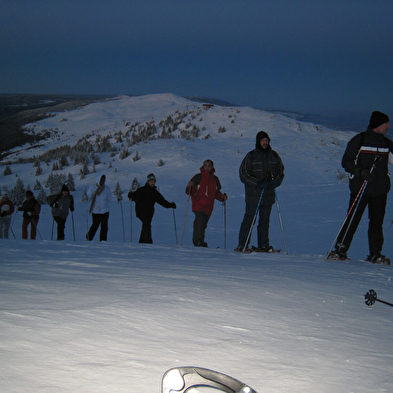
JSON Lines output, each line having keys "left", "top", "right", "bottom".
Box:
{"left": 18, "top": 190, "right": 41, "bottom": 239}
{"left": 328, "top": 111, "right": 393, "bottom": 263}
{"left": 128, "top": 173, "right": 176, "bottom": 243}
{"left": 235, "top": 131, "right": 285, "bottom": 252}
{"left": 47, "top": 184, "right": 74, "bottom": 240}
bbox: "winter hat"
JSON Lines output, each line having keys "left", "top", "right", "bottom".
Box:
{"left": 25, "top": 190, "right": 33, "bottom": 198}
{"left": 61, "top": 184, "right": 69, "bottom": 192}
{"left": 369, "top": 111, "right": 389, "bottom": 129}
{"left": 147, "top": 173, "right": 156, "bottom": 182}
{"left": 256, "top": 131, "right": 271, "bottom": 150}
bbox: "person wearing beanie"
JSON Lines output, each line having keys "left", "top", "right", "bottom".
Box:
{"left": 47, "top": 183, "right": 74, "bottom": 240}
{"left": 86, "top": 174, "right": 113, "bottom": 241}
{"left": 0, "top": 193, "right": 15, "bottom": 239}
{"left": 128, "top": 174, "right": 176, "bottom": 243}
{"left": 186, "top": 160, "right": 228, "bottom": 247}
{"left": 235, "top": 131, "right": 284, "bottom": 252}
{"left": 18, "top": 190, "right": 41, "bottom": 239}
{"left": 328, "top": 111, "right": 392, "bottom": 263}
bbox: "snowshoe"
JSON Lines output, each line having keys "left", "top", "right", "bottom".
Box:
{"left": 366, "top": 254, "right": 391, "bottom": 265}
{"left": 234, "top": 247, "right": 252, "bottom": 253}
{"left": 251, "top": 245, "right": 281, "bottom": 253}
{"left": 327, "top": 251, "right": 349, "bottom": 261}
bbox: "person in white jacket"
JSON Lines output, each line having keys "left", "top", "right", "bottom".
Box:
{"left": 86, "top": 174, "right": 112, "bottom": 241}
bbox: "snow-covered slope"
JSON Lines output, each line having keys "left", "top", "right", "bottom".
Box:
{"left": 1, "top": 94, "right": 393, "bottom": 392}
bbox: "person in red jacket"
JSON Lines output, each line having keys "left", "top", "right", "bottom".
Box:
{"left": 186, "top": 159, "right": 227, "bottom": 247}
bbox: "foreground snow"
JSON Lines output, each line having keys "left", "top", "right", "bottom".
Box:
{"left": 1, "top": 240, "right": 393, "bottom": 393}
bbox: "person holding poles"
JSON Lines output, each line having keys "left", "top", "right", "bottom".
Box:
{"left": 128, "top": 173, "right": 176, "bottom": 244}
{"left": 328, "top": 111, "right": 393, "bottom": 264}
{"left": 186, "top": 159, "right": 227, "bottom": 247}
{"left": 47, "top": 184, "right": 74, "bottom": 241}
{"left": 18, "top": 190, "right": 41, "bottom": 240}
{"left": 86, "top": 174, "right": 112, "bottom": 241}
{"left": 235, "top": 131, "right": 284, "bottom": 253}
{"left": 0, "top": 193, "right": 15, "bottom": 239}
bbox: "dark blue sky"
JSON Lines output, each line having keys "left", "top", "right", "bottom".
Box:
{"left": 1, "top": 0, "right": 392, "bottom": 116}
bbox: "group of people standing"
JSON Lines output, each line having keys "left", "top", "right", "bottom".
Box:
{"left": 1, "top": 111, "right": 392, "bottom": 263}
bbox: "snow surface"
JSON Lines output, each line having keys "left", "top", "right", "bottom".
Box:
{"left": 1, "top": 94, "right": 393, "bottom": 392}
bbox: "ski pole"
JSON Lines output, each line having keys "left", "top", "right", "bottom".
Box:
{"left": 51, "top": 217, "right": 54, "bottom": 240}
{"left": 71, "top": 211, "right": 75, "bottom": 241}
{"left": 130, "top": 200, "right": 133, "bottom": 243}
{"left": 10, "top": 225, "right": 16, "bottom": 240}
{"left": 365, "top": 289, "right": 393, "bottom": 308}
{"left": 181, "top": 195, "right": 190, "bottom": 246}
{"left": 222, "top": 197, "right": 227, "bottom": 250}
{"left": 173, "top": 209, "right": 178, "bottom": 245}
{"left": 30, "top": 216, "right": 43, "bottom": 240}
{"left": 326, "top": 155, "right": 380, "bottom": 258}
{"left": 119, "top": 200, "right": 125, "bottom": 242}
{"left": 10, "top": 209, "right": 18, "bottom": 235}
{"left": 275, "top": 190, "right": 288, "bottom": 254}
{"left": 243, "top": 189, "right": 264, "bottom": 253}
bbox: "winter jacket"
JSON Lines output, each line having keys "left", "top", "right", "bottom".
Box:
{"left": 186, "top": 167, "right": 225, "bottom": 216}
{"left": 87, "top": 175, "right": 112, "bottom": 214}
{"left": 342, "top": 127, "right": 393, "bottom": 196}
{"left": 19, "top": 197, "right": 41, "bottom": 219}
{"left": 239, "top": 146, "right": 284, "bottom": 206}
{"left": 129, "top": 184, "right": 173, "bottom": 221}
{"left": 0, "top": 198, "right": 15, "bottom": 217}
{"left": 47, "top": 193, "right": 74, "bottom": 219}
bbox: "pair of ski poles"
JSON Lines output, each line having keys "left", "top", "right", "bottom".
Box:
{"left": 242, "top": 188, "right": 288, "bottom": 254}
{"left": 180, "top": 194, "right": 227, "bottom": 248}
{"left": 50, "top": 212, "right": 76, "bottom": 241}
{"left": 326, "top": 155, "right": 380, "bottom": 258}
{"left": 10, "top": 209, "right": 43, "bottom": 240}
{"left": 128, "top": 200, "right": 178, "bottom": 244}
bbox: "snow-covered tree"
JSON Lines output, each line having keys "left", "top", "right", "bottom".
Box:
{"left": 10, "top": 178, "right": 25, "bottom": 205}
{"left": 33, "top": 180, "right": 42, "bottom": 190}
{"left": 36, "top": 188, "right": 47, "bottom": 205}
{"left": 35, "top": 163, "right": 43, "bottom": 176}
{"left": 81, "top": 187, "right": 88, "bottom": 202}
{"left": 3, "top": 165, "right": 12, "bottom": 176}
{"left": 113, "top": 182, "right": 123, "bottom": 201}
{"left": 130, "top": 177, "right": 140, "bottom": 192}
{"left": 67, "top": 173, "right": 75, "bottom": 191}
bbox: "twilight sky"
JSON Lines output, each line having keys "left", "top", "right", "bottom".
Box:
{"left": 1, "top": 0, "right": 392, "bottom": 115}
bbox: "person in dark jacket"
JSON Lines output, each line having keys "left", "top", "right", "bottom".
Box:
{"left": 235, "top": 131, "right": 284, "bottom": 252}
{"left": 0, "top": 193, "right": 15, "bottom": 239}
{"left": 47, "top": 184, "right": 74, "bottom": 240}
{"left": 18, "top": 190, "right": 41, "bottom": 239}
{"left": 329, "top": 111, "right": 393, "bottom": 263}
{"left": 128, "top": 173, "right": 176, "bottom": 243}
{"left": 186, "top": 160, "right": 227, "bottom": 247}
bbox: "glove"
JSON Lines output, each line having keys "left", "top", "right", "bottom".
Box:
{"left": 222, "top": 193, "right": 228, "bottom": 201}
{"left": 128, "top": 191, "right": 134, "bottom": 200}
{"left": 170, "top": 202, "right": 176, "bottom": 209}
{"left": 257, "top": 180, "right": 270, "bottom": 189}
{"left": 270, "top": 179, "right": 281, "bottom": 189}
{"left": 360, "top": 168, "right": 375, "bottom": 181}
{"left": 70, "top": 206, "right": 74, "bottom": 212}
